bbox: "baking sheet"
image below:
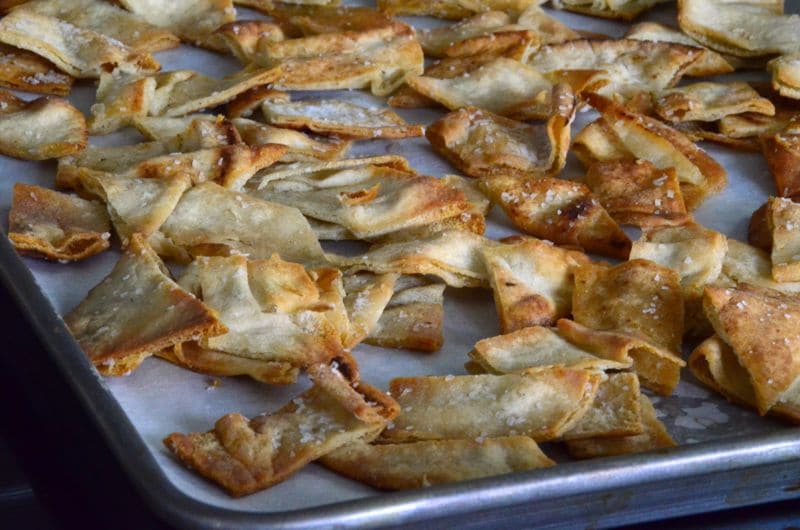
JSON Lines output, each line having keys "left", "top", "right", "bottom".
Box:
{"left": 0, "top": 0, "right": 797, "bottom": 517}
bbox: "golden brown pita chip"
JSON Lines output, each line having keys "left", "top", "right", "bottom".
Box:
{"left": 481, "top": 238, "right": 590, "bottom": 332}
{"left": 769, "top": 54, "right": 800, "bottom": 100}
{"left": 224, "top": 86, "right": 287, "bottom": 120}
{"left": 481, "top": 175, "right": 631, "bottom": 260}
{"left": 88, "top": 68, "right": 159, "bottom": 135}
{"left": 164, "top": 374, "right": 398, "bottom": 497}
{"left": 573, "top": 260, "right": 684, "bottom": 354}
{"left": 220, "top": 23, "right": 423, "bottom": 97}
{"left": 364, "top": 276, "right": 445, "bottom": 352}
{"left": 584, "top": 161, "right": 689, "bottom": 228}
{"left": 65, "top": 234, "right": 226, "bottom": 376}
{"left": 764, "top": 197, "right": 800, "bottom": 282}
{"left": 418, "top": 11, "right": 538, "bottom": 59}
{"left": 0, "top": 92, "right": 86, "bottom": 160}
{"left": 720, "top": 239, "right": 800, "bottom": 294}
{"left": 678, "top": 0, "right": 800, "bottom": 58}
{"left": 341, "top": 272, "right": 397, "bottom": 349}
{"left": 561, "top": 373, "right": 642, "bottom": 441}
{"left": 8, "top": 183, "right": 111, "bottom": 262}
{"left": 160, "top": 182, "right": 326, "bottom": 263}
{"left": 320, "top": 435, "right": 553, "bottom": 490}
{"left": 382, "top": 369, "right": 601, "bottom": 443}
{"left": 377, "top": 0, "right": 542, "bottom": 19}
{"left": 762, "top": 123, "right": 800, "bottom": 198}
{"left": 551, "top": 0, "right": 667, "bottom": 21}
{"left": 654, "top": 82, "right": 775, "bottom": 123}
{"left": 566, "top": 394, "right": 675, "bottom": 458}
{"left": 516, "top": 6, "right": 581, "bottom": 43}
{"left": 0, "top": 43, "right": 73, "bottom": 95}
{"left": 261, "top": 98, "right": 423, "bottom": 139}
{"left": 233, "top": 118, "right": 350, "bottom": 162}
{"left": 266, "top": 4, "right": 392, "bottom": 37}
{"left": 426, "top": 104, "right": 573, "bottom": 180}
{"left": 0, "top": 10, "right": 159, "bottom": 79}
{"left": 253, "top": 155, "right": 414, "bottom": 182}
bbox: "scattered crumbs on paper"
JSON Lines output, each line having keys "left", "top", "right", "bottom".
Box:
{"left": 674, "top": 402, "right": 729, "bottom": 430}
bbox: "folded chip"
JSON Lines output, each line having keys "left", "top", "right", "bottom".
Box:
{"left": 576, "top": 94, "right": 727, "bottom": 210}
{"left": 364, "top": 276, "right": 445, "bottom": 352}
{"left": 320, "top": 435, "right": 554, "bottom": 490}
{"left": 0, "top": 43, "right": 73, "bottom": 95}
{"left": 769, "top": 54, "right": 800, "bottom": 100}
{"left": 0, "top": 10, "right": 159, "bottom": 79}
{"left": 566, "top": 394, "right": 675, "bottom": 458}
{"left": 382, "top": 369, "right": 601, "bottom": 443}
{"left": 762, "top": 120, "right": 800, "bottom": 198}
{"left": 678, "top": 0, "right": 800, "bottom": 58}
{"left": 88, "top": 68, "right": 160, "bottom": 135}
{"left": 8, "top": 183, "right": 111, "bottom": 262}
{"left": 261, "top": 98, "right": 424, "bottom": 139}
{"left": 377, "top": 0, "right": 542, "bottom": 19}
{"left": 720, "top": 239, "right": 800, "bottom": 294}
{"left": 417, "top": 11, "right": 538, "bottom": 58}
{"left": 253, "top": 155, "right": 413, "bottom": 182}
{"left": 551, "top": 0, "right": 667, "bottom": 21}
{"left": 341, "top": 272, "right": 397, "bottom": 349}
{"left": 65, "top": 234, "right": 226, "bottom": 376}
{"left": 480, "top": 237, "right": 590, "bottom": 332}
{"left": 220, "top": 22, "right": 423, "bottom": 97}
{"left": 233, "top": 118, "right": 350, "bottom": 162}
{"left": 481, "top": 175, "right": 631, "bottom": 260}
{"left": 426, "top": 105, "right": 573, "bottom": 180}
{"left": 0, "top": 92, "right": 86, "bottom": 160}
{"left": 764, "top": 197, "right": 800, "bottom": 282}
{"left": 164, "top": 369, "right": 399, "bottom": 496}
{"left": 654, "top": 82, "right": 775, "bottom": 123}
{"left": 560, "top": 373, "right": 642, "bottom": 441}
{"left": 267, "top": 4, "right": 393, "bottom": 36}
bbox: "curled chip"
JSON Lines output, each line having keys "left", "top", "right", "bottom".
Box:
{"left": 418, "top": 11, "right": 538, "bottom": 58}
{"left": 762, "top": 120, "right": 800, "bottom": 198}
{"left": 654, "top": 82, "right": 775, "bottom": 123}
{"left": 0, "top": 43, "right": 73, "bottom": 95}
{"left": 8, "top": 183, "right": 111, "bottom": 262}
{"left": 551, "top": 0, "right": 668, "bottom": 21}
{"left": 769, "top": 54, "right": 800, "bottom": 100}
{"left": 720, "top": 239, "right": 800, "bottom": 294}
{"left": 765, "top": 197, "right": 800, "bottom": 282}
{"left": 377, "top": 0, "right": 542, "bottom": 19}
{"left": 267, "top": 4, "right": 393, "bottom": 36}
{"left": 341, "top": 272, "right": 398, "bottom": 350}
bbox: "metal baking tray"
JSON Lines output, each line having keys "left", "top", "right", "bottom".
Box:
{"left": 2, "top": 2, "right": 800, "bottom": 528}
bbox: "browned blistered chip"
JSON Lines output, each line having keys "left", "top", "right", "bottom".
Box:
{"left": 573, "top": 260, "right": 684, "bottom": 354}
{"left": 678, "top": 0, "right": 800, "bottom": 58}
{"left": 0, "top": 10, "right": 159, "bottom": 79}
{"left": 215, "top": 20, "right": 285, "bottom": 63}
{"left": 161, "top": 182, "right": 326, "bottom": 263}
{"left": 17, "top": 0, "right": 179, "bottom": 52}
{"left": 566, "top": 394, "right": 676, "bottom": 458}
{"left": 527, "top": 39, "right": 701, "bottom": 99}
{"left": 762, "top": 122, "right": 800, "bottom": 198}
{"left": 516, "top": 5, "right": 582, "bottom": 42}
{"left": 65, "top": 234, "right": 226, "bottom": 376}
{"left": 0, "top": 92, "right": 86, "bottom": 160}
{"left": 0, "top": 43, "right": 73, "bottom": 95}
{"left": 382, "top": 369, "right": 601, "bottom": 443}
{"left": 719, "top": 84, "right": 800, "bottom": 141}
{"left": 261, "top": 98, "right": 423, "bottom": 139}
{"left": 577, "top": 94, "right": 727, "bottom": 210}
{"left": 118, "top": 0, "right": 235, "bottom": 52}
{"left": 625, "top": 22, "right": 735, "bottom": 77}
{"left": 364, "top": 276, "right": 445, "bottom": 352}
{"left": 418, "top": 11, "right": 538, "bottom": 59}
{"left": 164, "top": 372, "right": 398, "bottom": 497}
{"left": 551, "top": 0, "right": 667, "bottom": 21}
{"left": 703, "top": 283, "right": 800, "bottom": 416}
{"left": 585, "top": 161, "right": 689, "bottom": 228}
{"left": 341, "top": 272, "right": 397, "bottom": 349}
{"left": 331, "top": 229, "right": 489, "bottom": 288}
{"left": 480, "top": 238, "right": 590, "bottom": 332}
{"left": 8, "top": 183, "right": 111, "bottom": 262}
{"left": 220, "top": 22, "right": 423, "bottom": 97}
{"left": 468, "top": 326, "right": 632, "bottom": 375}
{"left": 377, "top": 0, "right": 541, "bottom": 19}
{"left": 250, "top": 163, "right": 471, "bottom": 240}
{"left": 225, "top": 86, "right": 288, "bottom": 120}
{"left": 88, "top": 68, "right": 161, "bottom": 135}
{"left": 654, "top": 82, "right": 775, "bottom": 123}
{"left": 764, "top": 197, "right": 800, "bottom": 282}
{"left": 267, "top": 4, "right": 393, "bottom": 37}
{"left": 482, "top": 175, "right": 631, "bottom": 260}
{"left": 426, "top": 105, "right": 573, "bottom": 180}
{"left": 561, "top": 372, "right": 642, "bottom": 441}
{"left": 321, "top": 435, "right": 554, "bottom": 490}
{"left": 769, "top": 54, "right": 800, "bottom": 100}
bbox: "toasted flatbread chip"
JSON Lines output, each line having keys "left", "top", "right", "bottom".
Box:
{"left": 762, "top": 124, "right": 800, "bottom": 198}
{"left": 261, "top": 98, "right": 423, "bottom": 139}
{"left": 8, "top": 183, "right": 110, "bottom": 261}
{"left": 441, "top": 174, "right": 491, "bottom": 216}
{"left": 331, "top": 230, "right": 489, "bottom": 288}
{"left": 678, "top": 0, "right": 800, "bottom": 58}
{"left": 89, "top": 68, "right": 159, "bottom": 135}
{"left": 573, "top": 260, "right": 684, "bottom": 354}
{"left": 221, "top": 23, "right": 423, "bottom": 97}
{"left": 160, "top": 182, "right": 326, "bottom": 263}
{"left": 0, "top": 43, "right": 73, "bottom": 95}
{"left": 480, "top": 238, "right": 590, "bottom": 332}
{"left": 118, "top": 0, "right": 235, "bottom": 52}
{"left": 720, "top": 239, "right": 800, "bottom": 293}
{"left": 482, "top": 175, "right": 631, "bottom": 260}
{"left": 561, "top": 373, "right": 642, "bottom": 441}
{"left": 225, "top": 86, "right": 288, "bottom": 120}
{"left": 566, "top": 395, "right": 675, "bottom": 458}
{"left": 654, "top": 82, "right": 775, "bottom": 123}
{"left": 233, "top": 118, "right": 350, "bottom": 162}
{"left": 364, "top": 276, "right": 445, "bottom": 352}
{"left": 321, "top": 435, "right": 553, "bottom": 490}
{"left": 585, "top": 161, "right": 689, "bottom": 228}
{"left": 253, "top": 155, "right": 413, "bottom": 183}
{"left": 215, "top": 20, "right": 288, "bottom": 63}
{"left": 382, "top": 369, "right": 601, "bottom": 443}
{"left": 703, "top": 283, "right": 800, "bottom": 415}
{"left": 578, "top": 94, "right": 727, "bottom": 210}
{"left": 426, "top": 105, "right": 573, "bottom": 180}
{"left": 551, "top": 0, "right": 667, "bottom": 21}
{"left": 65, "top": 234, "right": 225, "bottom": 376}
{"left": 266, "top": 4, "right": 392, "bottom": 37}
{"left": 769, "top": 54, "right": 800, "bottom": 100}
{"left": 0, "top": 10, "right": 159, "bottom": 79}
{"left": 625, "top": 22, "right": 735, "bottom": 77}
{"left": 527, "top": 39, "right": 700, "bottom": 99}
{"left": 377, "top": 0, "right": 542, "bottom": 19}
{"left": 16, "top": 0, "right": 179, "bottom": 52}
{"left": 0, "top": 93, "right": 86, "bottom": 160}
{"left": 164, "top": 375, "right": 398, "bottom": 497}
{"left": 719, "top": 84, "right": 800, "bottom": 140}
{"left": 765, "top": 197, "right": 800, "bottom": 282}
{"left": 341, "top": 272, "right": 397, "bottom": 349}
{"left": 418, "top": 11, "right": 538, "bottom": 59}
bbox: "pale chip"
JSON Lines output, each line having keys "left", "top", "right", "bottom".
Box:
{"left": 377, "top": 0, "right": 542, "bottom": 19}
{"left": 720, "top": 239, "right": 800, "bottom": 294}
{"left": 0, "top": 92, "right": 86, "bottom": 160}
{"left": 654, "top": 82, "right": 775, "bottom": 123}
{"left": 765, "top": 197, "right": 800, "bottom": 282}
{"left": 769, "top": 53, "right": 800, "bottom": 100}
{"left": 418, "top": 11, "right": 538, "bottom": 58}
{"left": 0, "top": 43, "right": 73, "bottom": 95}
{"left": 342, "top": 272, "right": 397, "bottom": 349}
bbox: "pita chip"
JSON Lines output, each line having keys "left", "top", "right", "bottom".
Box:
{"left": 0, "top": 43, "right": 73, "bottom": 95}
{"left": 769, "top": 54, "right": 800, "bottom": 100}
{"left": 266, "top": 4, "right": 392, "bottom": 37}
{"left": 341, "top": 272, "right": 397, "bottom": 349}
{"left": 551, "top": 0, "right": 667, "bottom": 21}
{"left": 765, "top": 197, "right": 800, "bottom": 282}
{"left": 417, "top": 11, "right": 538, "bottom": 59}
{"left": 377, "top": 0, "right": 543, "bottom": 19}
{"left": 654, "top": 82, "right": 775, "bottom": 123}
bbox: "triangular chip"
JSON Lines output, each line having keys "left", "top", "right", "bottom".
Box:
{"left": 765, "top": 197, "right": 800, "bottom": 282}
{"left": 8, "top": 183, "right": 111, "bottom": 262}
{"left": 654, "top": 82, "right": 775, "bottom": 123}
{"left": 89, "top": 68, "right": 159, "bottom": 135}
{"left": 64, "top": 234, "right": 226, "bottom": 375}
{"left": 0, "top": 43, "right": 73, "bottom": 95}
{"left": 481, "top": 175, "right": 631, "bottom": 260}
{"left": 551, "top": 0, "right": 667, "bottom": 21}
{"left": 0, "top": 92, "right": 86, "bottom": 160}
